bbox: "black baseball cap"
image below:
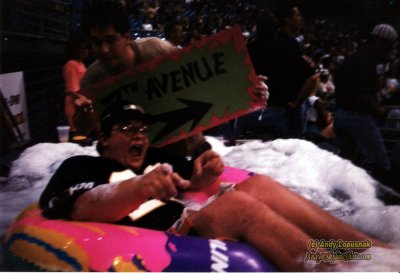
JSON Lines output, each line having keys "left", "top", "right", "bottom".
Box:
{"left": 99, "top": 100, "right": 153, "bottom": 134}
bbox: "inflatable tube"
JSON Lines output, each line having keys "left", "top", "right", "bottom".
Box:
{"left": 4, "top": 167, "right": 276, "bottom": 272}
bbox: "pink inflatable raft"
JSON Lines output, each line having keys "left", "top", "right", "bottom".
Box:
{"left": 4, "top": 167, "right": 276, "bottom": 272}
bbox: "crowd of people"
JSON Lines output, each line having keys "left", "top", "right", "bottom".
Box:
{"left": 127, "top": 0, "right": 261, "bottom": 45}
{"left": 126, "top": 0, "right": 400, "bottom": 190}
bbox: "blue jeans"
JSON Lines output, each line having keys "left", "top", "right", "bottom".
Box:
{"left": 334, "top": 108, "right": 390, "bottom": 170}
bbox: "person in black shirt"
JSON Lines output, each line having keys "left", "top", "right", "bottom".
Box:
{"left": 40, "top": 100, "right": 389, "bottom": 271}
{"left": 237, "top": 4, "right": 319, "bottom": 138}
{"left": 40, "top": 100, "right": 218, "bottom": 230}
{"left": 334, "top": 24, "right": 398, "bottom": 187}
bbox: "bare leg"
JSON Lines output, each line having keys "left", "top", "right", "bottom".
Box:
{"left": 190, "top": 190, "right": 326, "bottom": 271}
{"left": 235, "top": 175, "right": 388, "bottom": 248}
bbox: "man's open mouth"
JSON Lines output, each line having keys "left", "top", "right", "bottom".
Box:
{"left": 129, "top": 144, "right": 143, "bottom": 157}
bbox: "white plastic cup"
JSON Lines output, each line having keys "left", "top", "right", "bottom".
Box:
{"left": 56, "top": 126, "right": 70, "bottom": 143}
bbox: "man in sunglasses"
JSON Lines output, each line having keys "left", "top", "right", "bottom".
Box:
{"left": 40, "top": 100, "right": 222, "bottom": 230}
{"left": 39, "top": 100, "right": 388, "bottom": 271}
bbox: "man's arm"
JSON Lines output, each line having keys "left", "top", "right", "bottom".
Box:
{"left": 71, "top": 164, "right": 190, "bottom": 222}
{"left": 288, "top": 73, "right": 320, "bottom": 108}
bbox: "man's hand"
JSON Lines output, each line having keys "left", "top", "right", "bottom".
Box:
{"left": 74, "top": 93, "right": 94, "bottom": 113}
{"left": 191, "top": 150, "right": 224, "bottom": 189}
{"left": 252, "top": 75, "right": 269, "bottom": 105}
{"left": 139, "top": 163, "right": 190, "bottom": 200}
{"left": 72, "top": 94, "right": 95, "bottom": 135}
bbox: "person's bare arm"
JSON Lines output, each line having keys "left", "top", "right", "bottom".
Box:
{"left": 71, "top": 164, "right": 190, "bottom": 222}
{"left": 288, "top": 73, "right": 320, "bottom": 108}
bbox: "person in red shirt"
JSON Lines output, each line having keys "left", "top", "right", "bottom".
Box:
{"left": 63, "top": 33, "right": 89, "bottom": 134}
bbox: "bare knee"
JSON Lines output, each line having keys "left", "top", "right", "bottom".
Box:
{"left": 191, "top": 191, "right": 262, "bottom": 239}
{"left": 236, "top": 174, "right": 282, "bottom": 192}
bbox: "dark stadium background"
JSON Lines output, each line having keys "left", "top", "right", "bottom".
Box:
{"left": 1, "top": 0, "right": 399, "bottom": 144}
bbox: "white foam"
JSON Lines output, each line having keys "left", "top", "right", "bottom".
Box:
{"left": 0, "top": 142, "right": 98, "bottom": 237}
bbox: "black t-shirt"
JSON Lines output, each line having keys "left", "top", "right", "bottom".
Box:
{"left": 248, "top": 31, "right": 315, "bottom": 106}
{"left": 334, "top": 48, "right": 382, "bottom": 116}
{"left": 39, "top": 155, "right": 184, "bottom": 231}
